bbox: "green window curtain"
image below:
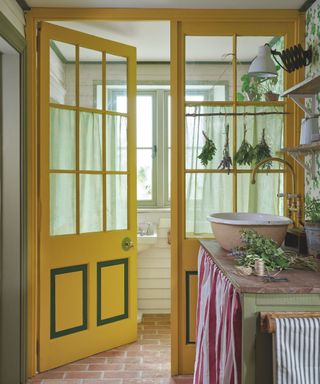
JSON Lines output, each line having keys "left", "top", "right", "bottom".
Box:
{"left": 186, "top": 106, "right": 284, "bottom": 236}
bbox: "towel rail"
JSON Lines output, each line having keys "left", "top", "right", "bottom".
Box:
{"left": 260, "top": 311, "right": 320, "bottom": 333}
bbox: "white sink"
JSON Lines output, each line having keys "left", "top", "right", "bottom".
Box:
{"left": 137, "top": 234, "right": 157, "bottom": 253}
{"left": 207, "top": 212, "right": 292, "bottom": 251}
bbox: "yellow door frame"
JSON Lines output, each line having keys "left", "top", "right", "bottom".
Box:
{"left": 26, "top": 8, "right": 304, "bottom": 378}
{"left": 176, "top": 18, "right": 305, "bottom": 376}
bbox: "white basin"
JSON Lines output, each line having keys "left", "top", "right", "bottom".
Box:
{"left": 207, "top": 212, "right": 292, "bottom": 251}
{"left": 137, "top": 234, "right": 157, "bottom": 253}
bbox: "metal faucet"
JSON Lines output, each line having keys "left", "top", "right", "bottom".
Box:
{"left": 251, "top": 157, "right": 302, "bottom": 227}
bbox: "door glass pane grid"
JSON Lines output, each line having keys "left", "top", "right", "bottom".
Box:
{"left": 184, "top": 33, "right": 286, "bottom": 238}
{"left": 49, "top": 40, "right": 130, "bottom": 235}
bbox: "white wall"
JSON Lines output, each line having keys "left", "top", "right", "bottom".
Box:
{"left": 137, "top": 212, "right": 171, "bottom": 314}
{"left": 0, "top": 0, "right": 25, "bottom": 37}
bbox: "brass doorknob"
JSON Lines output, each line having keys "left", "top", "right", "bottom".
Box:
{"left": 122, "top": 237, "right": 134, "bottom": 251}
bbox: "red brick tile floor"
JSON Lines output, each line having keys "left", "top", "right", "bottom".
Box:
{"left": 28, "top": 314, "right": 193, "bottom": 384}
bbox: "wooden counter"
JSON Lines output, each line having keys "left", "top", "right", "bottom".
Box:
{"left": 198, "top": 240, "right": 320, "bottom": 384}
{"left": 200, "top": 240, "right": 320, "bottom": 294}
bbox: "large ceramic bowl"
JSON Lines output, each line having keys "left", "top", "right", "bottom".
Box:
{"left": 207, "top": 212, "right": 292, "bottom": 251}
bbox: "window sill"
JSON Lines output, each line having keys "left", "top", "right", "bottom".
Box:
{"left": 137, "top": 207, "right": 170, "bottom": 213}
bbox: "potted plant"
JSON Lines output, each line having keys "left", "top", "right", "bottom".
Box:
{"left": 259, "top": 76, "right": 280, "bottom": 101}
{"left": 304, "top": 195, "right": 320, "bottom": 257}
{"left": 258, "top": 64, "right": 281, "bottom": 101}
{"left": 237, "top": 73, "right": 263, "bottom": 101}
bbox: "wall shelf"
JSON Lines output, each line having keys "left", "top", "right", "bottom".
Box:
{"left": 281, "top": 73, "right": 320, "bottom": 117}
{"left": 281, "top": 142, "right": 320, "bottom": 178}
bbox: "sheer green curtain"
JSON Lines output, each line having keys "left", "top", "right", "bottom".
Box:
{"left": 50, "top": 108, "right": 76, "bottom": 235}
{"left": 237, "top": 107, "right": 284, "bottom": 215}
{"left": 50, "top": 109, "right": 127, "bottom": 235}
{"left": 185, "top": 106, "right": 284, "bottom": 236}
{"left": 106, "top": 115, "right": 128, "bottom": 231}
{"left": 185, "top": 106, "right": 233, "bottom": 235}
{"left": 79, "top": 112, "right": 103, "bottom": 233}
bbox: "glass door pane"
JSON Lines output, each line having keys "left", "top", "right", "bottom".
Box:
{"left": 185, "top": 36, "right": 233, "bottom": 102}
{"left": 106, "top": 54, "right": 127, "bottom": 113}
{"left": 236, "top": 36, "right": 284, "bottom": 101}
{"left": 79, "top": 112, "right": 103, "bottom": 171}
{"left": 50, "top": 40, "right": 76, "bottom": 106}
{"left": 50, "top": 108, "right": 76, "bottom": 170}
{"left": 79, "top": 47, "right": 103, "bottom": 109}
{"left": 106, "top": 175, "right": 128, "bottom": 230}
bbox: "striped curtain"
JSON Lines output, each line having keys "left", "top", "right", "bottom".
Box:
{"left": 194, "top": 247, "right": 242, "bottom": 384}
{"left": 275, "top": 317, "right": 320, "bottom": 384}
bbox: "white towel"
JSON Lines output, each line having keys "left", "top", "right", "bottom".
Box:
{"left": 275, "top": 317, "right": 320, "bottom": 384}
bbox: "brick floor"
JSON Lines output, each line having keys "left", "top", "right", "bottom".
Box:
{"left": 28, "top": 314, "right": 193, "bottom": 384}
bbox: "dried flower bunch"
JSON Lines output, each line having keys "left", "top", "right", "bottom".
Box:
{"left": 234, "top": 123, "right": 255, "bottom": 166}
{"left": 197, "top": 131, "right": 217, "bottom": 166}
{"left": 218, "top": 124, "right": 233, "bottom": 174}
{"left": 254, "top": 128, "right": 273, "bottom": 170}
{"left": 198, "top": 124, "right": 273, "bottom": 171}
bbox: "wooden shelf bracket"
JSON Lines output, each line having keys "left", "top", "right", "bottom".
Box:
{"left": 282, "top": 142, "right": 320, "bottom": 179}
{"left": 281, "top": 73, "right": 320, "bottom": 118}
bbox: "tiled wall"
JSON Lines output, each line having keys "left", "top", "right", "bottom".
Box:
{"left": 305, "top": 0, "right": 320, "bottom": 199}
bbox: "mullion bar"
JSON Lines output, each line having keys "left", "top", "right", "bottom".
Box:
{"left": 185, "top": 169, "right": 286, "bottom": 174}
{"left": 102, "top": 51, "right": 107, "bottom": 231}
{"left": 49, "top": 102, "right": 128, "bottom": 118}
{"left": 50, "top": 169, "right": 128, "bottom": 175}
{"left": 185, "top": 100, "right": 233, "bottom": 107}
{"left": 232, "top": 34, "right": 238, "bottom": 213}
{"left": 76, "top": 45, "right": 80, "bottom": 235}
{"left": 236, "top": 101, "right": 285, "bottom": 107}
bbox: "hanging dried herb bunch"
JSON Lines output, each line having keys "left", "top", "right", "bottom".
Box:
{"left": 234, "top": 123, "right": 255, "bottom": 166}
{"left": 254, "top": 128, "right": 272, "bottom": 170}
{"left": 218, "top": 124, "right": 232, "bottom": 174}
{"left": 198, "top": 131, "right": 217, "bottom": 167}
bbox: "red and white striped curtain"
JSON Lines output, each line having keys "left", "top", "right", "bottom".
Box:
{"left": 193, "top": 247, "right": 242, "bottom": 384}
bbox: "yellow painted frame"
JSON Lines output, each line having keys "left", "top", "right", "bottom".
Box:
{"left": 26, "top": 8, "right": 304, "bottom": 378}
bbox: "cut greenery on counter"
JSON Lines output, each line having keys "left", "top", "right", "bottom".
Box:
{"left": 233, "top": 229, "right": 289, "bottom": 271}
{"left": 232, "top": 229, "right": 320, "bottom": 272}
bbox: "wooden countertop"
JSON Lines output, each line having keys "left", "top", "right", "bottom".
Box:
{"left": 200, "top": 240, "right": 320, "bottom": 294}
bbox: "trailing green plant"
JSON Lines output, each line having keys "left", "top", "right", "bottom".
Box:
{"left": 254, "top": 128, "right": 273, "bottom": 170}
{"left": 234, "top": 124, "right": 255, "bottom": 166}
{"left": 305, "top": 195, "right": 320, "bottom": 223}
{"left": 236, "top": 74, "right": 263, "bottom": 102}
{"left": 198, "top": 131, "right": 217, "bottom": 167}
{"left": 234, "top": 229, "right": 290, "bottom": 271}
{"left": 218, "top": 124, "right": 232, "bottom": 174}
{"left": 258, "top": 65, "right": 281, "bottom": 94}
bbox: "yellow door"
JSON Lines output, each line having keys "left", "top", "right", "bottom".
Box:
{"left": 38, "top": 22, "right": 137, "bottom": 371}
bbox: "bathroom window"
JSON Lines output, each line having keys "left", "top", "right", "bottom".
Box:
{"left": 97, "top": 83, "right": 227, "bottom": 208}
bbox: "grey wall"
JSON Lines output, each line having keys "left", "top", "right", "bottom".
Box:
{"left": 0, "top": 49, "right": 22, "bottom": 384}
